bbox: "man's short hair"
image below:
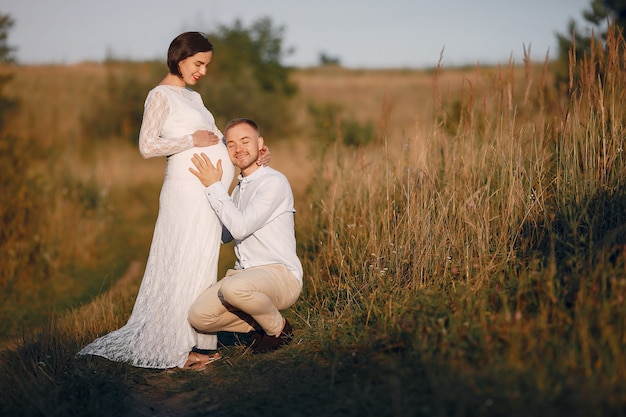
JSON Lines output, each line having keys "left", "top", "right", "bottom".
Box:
{"left": 224, "top": 118, "right": 259, "bottom": 135}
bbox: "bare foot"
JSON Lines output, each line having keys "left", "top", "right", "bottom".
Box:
{"left": 183, "top": 351, "right": 222, "bottom": 371}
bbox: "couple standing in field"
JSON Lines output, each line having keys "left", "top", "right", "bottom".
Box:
{"left": 78, "top": 31, "right": 303, "bottom": 370}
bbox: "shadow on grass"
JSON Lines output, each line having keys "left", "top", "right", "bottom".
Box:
{"left": 518, "top": 184, "right": 626, "bottom": 303}
{"left": 183, "top": 341, "right": 617, "bottom": 417}
{"left": 0, "top": 336, "right": 135, "bottom": 417}
{"left": 0, "top": 331, "right": 622, "bottom": 417}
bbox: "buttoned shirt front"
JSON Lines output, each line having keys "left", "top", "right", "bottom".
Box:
{"left": 204, "top": 166, "right": 303, "bottom": 283}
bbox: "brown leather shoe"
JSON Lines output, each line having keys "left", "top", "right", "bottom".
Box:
{"left": 250, "top": 319, "right": 293, "bottom": 354}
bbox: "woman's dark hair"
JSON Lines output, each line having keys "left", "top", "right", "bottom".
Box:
{"left": 167, "top": 32, "right": 213, "bottom": 76}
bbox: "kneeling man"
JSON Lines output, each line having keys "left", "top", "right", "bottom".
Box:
{"left": 188, "top": 118, "right": 303, "bottom": 354}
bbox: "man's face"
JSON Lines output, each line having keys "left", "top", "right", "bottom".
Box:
{"left": 225, "top": 123, "right": 263, "bottom": 176}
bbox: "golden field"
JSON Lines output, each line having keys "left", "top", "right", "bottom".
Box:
{"left": 0, "top": 34, "right": 625, "bottom": 415}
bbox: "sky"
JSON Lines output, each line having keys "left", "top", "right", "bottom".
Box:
{"left": 3, "top": 0, "right": 591, "bottom": 69}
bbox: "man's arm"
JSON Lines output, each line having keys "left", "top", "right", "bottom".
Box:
{"left": 206, "top": 176, "right": 292, "bottom": 241}
{"left": 190, "top": 152, "right": 293, "bottom": 240}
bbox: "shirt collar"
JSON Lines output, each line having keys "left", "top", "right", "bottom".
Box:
{"left": 237, "top": 165, "right": 267, "bottom": 185}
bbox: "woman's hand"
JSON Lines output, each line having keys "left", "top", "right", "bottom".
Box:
{"left": 256, "top": 145, "right": 271, "bottom": 166}
{"left": 192, "top": 130, "right": 220, "bottom": 147}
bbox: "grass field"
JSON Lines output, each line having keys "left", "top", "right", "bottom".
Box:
{"left": 0, "top": 33, "right": 625, "bottom": 416}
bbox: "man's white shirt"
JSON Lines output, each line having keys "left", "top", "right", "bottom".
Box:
{"left": 204, "top": 165, "right": 303, "bottom": 283}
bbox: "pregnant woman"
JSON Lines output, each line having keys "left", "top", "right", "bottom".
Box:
{"left": 79, "top": 32, "right": 267, "bottom": 369}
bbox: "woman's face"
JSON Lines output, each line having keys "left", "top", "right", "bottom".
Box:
{"left": 178, "top": 50, "right": 213, "bottom": 85}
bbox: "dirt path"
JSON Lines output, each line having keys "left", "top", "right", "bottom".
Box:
{"left": 110, "top": 261, "right": 226, "bottom": 416}
{"left": 126, "top": 372, "right": 220, "bottom": 417}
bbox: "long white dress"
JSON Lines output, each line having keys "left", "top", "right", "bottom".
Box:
{"left": 78, "top": 85, "right": 235, "bottom": 369}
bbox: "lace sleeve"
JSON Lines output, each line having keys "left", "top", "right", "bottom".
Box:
{"left": 138, "top": 90, "right": 194, "bottom": 158}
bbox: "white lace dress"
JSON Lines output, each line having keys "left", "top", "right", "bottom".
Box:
{"left": 78, "top": 85, "right": 235, "bottom": 369}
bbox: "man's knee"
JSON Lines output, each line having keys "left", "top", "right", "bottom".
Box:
{"left": 187, "top": 302, "right": 203, "bottom": 329}
{"left": 219, "top": 279, "right": 249, "bottom": 305}
{"left": 188, "top": 301, "right": 218, "bottom": 330}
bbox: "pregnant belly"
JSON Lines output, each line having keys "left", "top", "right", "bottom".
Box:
{"left": 165, "top": 146, "right": 231, "bottom": 182}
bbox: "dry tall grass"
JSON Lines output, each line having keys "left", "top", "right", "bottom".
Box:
{"left": 294, "top": 32, "right": 625, "bottom": 409}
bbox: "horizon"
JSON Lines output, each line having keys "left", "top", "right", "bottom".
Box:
{"left": 2, "top": 0, "right": 589, "bottom": 69}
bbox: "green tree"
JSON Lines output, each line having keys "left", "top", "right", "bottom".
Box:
{"left": 308, "top": 101, "right": 375, "bottom": 148}
{"left": 82, "top": 17, "right": 297, "bottom": 142}
{"left": 199, "top": 17, "right": 298, "bottom": 138}
{"left": 82, "top": 60, "right": 161, "bottom": 142}
{"left": 0, "top": 13, "right": 16, "bottom": 130}
{"left": 0, "top": 13, "right": 15, "bottom": 62}
{"left": 555, "top": 0, "right": 626, "bottom": 90}
{"left": 208, "top": 17, "right": 296, "bottom": 96}
{"left": 318, "top": 52, "right": 341, "bottom": 66}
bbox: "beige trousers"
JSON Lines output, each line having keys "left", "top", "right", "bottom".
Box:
{"left": 188, "top": 264, "right": 302, "bottom": 337}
